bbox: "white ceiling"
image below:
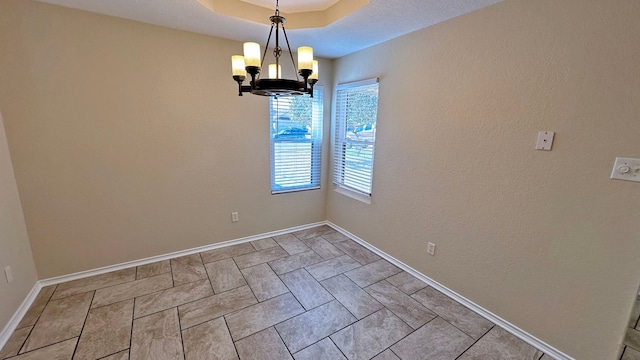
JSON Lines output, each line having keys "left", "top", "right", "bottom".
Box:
{"left": 37, "top": 0, "right": 503, "bottom": 59}
{"left": 240, "top": 0, "right": 341, "bottom": 13}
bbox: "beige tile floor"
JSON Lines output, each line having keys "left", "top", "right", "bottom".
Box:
{"left": 0, "top": 225, "right": 553, "bottom": 360}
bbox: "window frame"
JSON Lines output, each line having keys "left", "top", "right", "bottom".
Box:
{"left": 269, "top": 86, "right": 323, "bottom": 194}
{"left": 332, "top": 78, "right": 379, "bottom": 203}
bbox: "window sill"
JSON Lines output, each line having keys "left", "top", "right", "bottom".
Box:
{"left": 333, "top": 185, "right": 371, "bottom": 204}
{"left": 272, "top": 186, "right": 320, "bottom": 195}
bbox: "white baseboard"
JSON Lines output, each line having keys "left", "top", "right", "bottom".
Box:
{"left": 325, "top": 221, "right": 574, "bottom": 360}
{"left": 40, "top": 222, "right": 326, "bottom": 287}
{"left": 3, "top": 220, "right": 573, "bottom": 360}
{"left": 0, "top": 282, "right": 42, "bottom": 351}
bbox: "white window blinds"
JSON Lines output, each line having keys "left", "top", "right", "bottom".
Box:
{"left": 333, "top": 79, "right": 379, "bottom": 196}
{"left": 270, "top": 87, "right": 323, "bottom": 193}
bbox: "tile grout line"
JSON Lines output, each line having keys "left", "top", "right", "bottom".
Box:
{"left": 127, "top": 292, "right": 135, "bottom": 360}
{"left": 619, "top": 346, "right": 627, "bottom": 360}
{"left": 11, "top": 326, "right": 35, "bottom": 359}
{"left": 359, "top": 278, "right": 433, "bottom": 332}
{"left": 10, "top": 336, "right": 81, "bottom": 358}
{"left": 329, "top": 307, "right": 398, "bottom": 359}
{"left": 328, "top": 336, "right": 349, "bottom": 360}
{"left": 279, "top": 268, "right": 335, "bottom": 312}
{"left": 271, "top": 324, "right": 295, "bottom": 358}
{"left": 52, "top": 276, "right": 139, "bottom": 303}
{"left": 222, "top": 316, "right": 241, "bottom": 360}
{"left": 71, "top": 290, "right": 95, "bottom": 358}
{"left": 11, "top": 287, "right": 54, "bottom": 356}
{"left": 169, "top": 258, "right": 176, "bottom": 288}
{"left": 316, "top": 274, "right": 369, "bottom": 322}
{"left": 266, "top": 246, "right": 371, "bottom": 356}
{"left": 379, "top": 315, "right": 441, "bottom": 358}
{"left": 15, "top": 286, "right": 80, "bottom": 357}
{"left": 131, "top": 279, "right": 213, "bottom": 321}
{"left": 200, "top": 253, "right": 217, "bottom": 295}
{"left": 282, "top": 300, "right": 357, "bottom": 356}
{"left": 389, "top": 347, "right": 403, "bottom": 359}
{"left": 349, "top": 306, "right": 415, "bottom": 358}
{"left": 233, "top": 255, "right": 260, "bottom": 302}
{"left": 181, "top": 298, "right": 257, "bottom": 333}
{"left": 634, "top": 299, "right": 640, "bottom": 329}
{"left": 224, "top": 293, "right": 306, "bottom": 343}
{"left": 175, "top": 306, "right": 187, "bottom": 360}
{"left": 97, "top": 349, "right": 126, "bottom": 359}
{"left": 266, "top": 300, "right": 357, "bottom": 358}
{"left": 362, "top": 272, "right": 478, "bottom": 356}
{"left": 453, "top": 324, "right": 497, "bottom": 360}
{"left": 402, "top": 283, "right": 493, "bottom": 342}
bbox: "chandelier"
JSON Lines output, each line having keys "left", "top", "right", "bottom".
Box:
{"left": 231, "top": 0, "right": 318, "bottom": 97}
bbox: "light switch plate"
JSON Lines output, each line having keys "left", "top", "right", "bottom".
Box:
{"left": 427, "top": 242, "right": 436, "bottom": 256}
{"left": 4, "top": 266, "right": 13, "bottom": 283}
{"left": 611, "top": 157, "right": 640, "bottom": 182}
{"left": 535, "top": 131, "right": 555, "bottom": 151}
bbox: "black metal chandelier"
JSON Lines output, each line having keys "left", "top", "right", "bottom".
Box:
{"left": 231, "top": 0, "right": 318, "bottom": 97}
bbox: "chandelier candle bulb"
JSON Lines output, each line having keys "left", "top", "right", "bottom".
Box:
{"left": 232, "top": 55, "right": 246, "bottom": 76}
{"left": 310, "top": 60, "right": 319, "bottom": 80}
{"left": 268, "top": 64, "right": 282, "bottom": 79}
{"left": 243, "top": 42, "right": 261, "bottom": 68}
{"left": 298, "top": 46, "right": 314, "bottom": 71}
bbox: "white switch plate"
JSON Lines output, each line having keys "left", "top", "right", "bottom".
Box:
{"left": 611, "top": 157, "right": 640, "bottom": 183}
{"left": 4, "top": 266, "right": 13, "bottom": 283}
{"left": 427, "top": 242, "right": 436, "bottom": 256}
{"left": 535, "top": 131, "right": 555, "bottom": 151}
{"left": 231, "top": 212, "right": 239, "bottom": 223}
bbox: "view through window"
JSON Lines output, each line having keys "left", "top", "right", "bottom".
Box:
{"left": 270, "top": 88, "right": 323, "bottom": 193}
{"left": 333, "top": 79, "right": 379, "bottom": 197}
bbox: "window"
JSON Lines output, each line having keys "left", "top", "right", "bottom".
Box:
{"left": 333, "top": 78, "right": 379, "bottom": 199}
{"left": 270, "top": 87, "right": 323, "bottom": 193}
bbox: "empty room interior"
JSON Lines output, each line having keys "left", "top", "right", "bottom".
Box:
{"left": 1, "top": 0, "right": 639, "bottom": 359}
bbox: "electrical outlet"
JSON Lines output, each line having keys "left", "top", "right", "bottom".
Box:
{"left": 4, "top": 266, "right": 13, "bottom": 283}
{"left": 427, "top": 242, "right": 436, "bottom": 256}
{"left": 231, "top": 212, "right": 239, "bottom": 223}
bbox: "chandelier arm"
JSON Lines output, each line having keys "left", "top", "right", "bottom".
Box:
{"left": 280, "top": 25, "right": 300, "bottom": 82}
{"left": 259, "top": 23, "right": 277, "bottom": 81}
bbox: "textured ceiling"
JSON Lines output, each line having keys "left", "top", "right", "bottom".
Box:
{"left": 36, "top": 0, "right": 503, "bottom": 59}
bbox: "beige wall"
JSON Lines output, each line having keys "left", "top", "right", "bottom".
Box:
{"left": 0, "top": 0, "right": 332, "bottom": 278}
{"left": 327, "top": 1, "right": 640, "bottom": 359}
{"left": 0, "top": 109, "right": 38, "bottom": 330}
{"left": 2, "top": 0, "right": 639, "bottom": 358}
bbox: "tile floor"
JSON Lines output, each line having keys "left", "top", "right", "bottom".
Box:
{"left": 621, "top": 295, "right": 640, "bottom": 360}
{"left": 0, "top": 225, "right": 553, "bottom": 360}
